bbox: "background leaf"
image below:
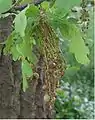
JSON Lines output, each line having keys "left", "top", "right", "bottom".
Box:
{"left": 0, "top": 0, "right": 12, "bottom": 14}
{"left": 55, "top": 0, "right": 80, "bottom": 11}
{"left": 69, "top": 25, "right": 90, "bottom": 64}
{"left": 60, "top": 22, "right": 90, "bottom": 65}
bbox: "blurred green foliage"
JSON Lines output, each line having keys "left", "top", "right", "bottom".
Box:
{"left": 55, "top": 4, "right": 94, "bottom": 119}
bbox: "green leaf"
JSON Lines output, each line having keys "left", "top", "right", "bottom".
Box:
{"left": 55, "top": 0, "right": 80, "bottom": 11}
{"left": 69, "top": 26, "right": 90, "bottom": 65}
{"left": 14, "top": 6, "right": 29, "bottom": 37}
{"left": 22, "top": 73, "right": 28, "bottom": 92}
{"left": 25, "top": 5, "right": 39, "bottom": 19}
{"left": 11, "top": 46, "right": 21, "bottom": 61}
{"left": 22, "top": 59, "right": 33, "bottom": 77}
{"left": 22, "top": 59, "right": 33, "bottom": 91}
{"left": 56, "top": 88, "right": 64, "bottom": 98}
{"left": 60, "top": 22, "right": 90, "bottom": 65}
{"left": 4, "top": 32, "right": 23, "bottom": 60}
{"left": 41, "top": 1, "right": 49, "bottom": 10}
{"left": 16, "top": 38, "right": 32, "bottom": 60}
{"left": 19, "top": 0, "right": 32, "bottom": 6}
{"left": 4, "top": 32, "right": 15, "bottom": 54}
{"left": 0, "top": 0, "right": 12, "bottom": 14}
{"left": 65, "top": 66, "right": 80, "bottom": 77}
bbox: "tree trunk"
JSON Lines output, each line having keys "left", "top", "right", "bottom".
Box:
{"left": 0, "top": 16, "right": 52, "bottom": 119}
{"left": 0, "top": 16, "right": 21, "bottom": 118}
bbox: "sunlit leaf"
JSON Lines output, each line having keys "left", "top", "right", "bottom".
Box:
{"left": 22, "top": 73, "right": 28, "bottom": 92}
{"left": 21, "top": 59, "right": 33, "bottom": 91}
{"left": 14, "top": 6, "right": 29, "bottom": 37}
{"left": 11, "top": 46, "right": 21, "bottom": 61}
{"left": 26, "top": 5, "right": 39, "bottom": 19}
{"left": 41, "top": 1, "right": 49, "bottom": 10}
{"left": 22, "top": 59, "right": 33, "bottom": 77}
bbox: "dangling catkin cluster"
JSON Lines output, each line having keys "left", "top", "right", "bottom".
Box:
{"left": 35, "top": 10, "right": 66, "bottom": 114}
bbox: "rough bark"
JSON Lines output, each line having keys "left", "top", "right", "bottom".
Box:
{"left": 19, "top": 56, "right": 46, "bottom": 119}
{"left": 0, "top": 16, "right": 20, "bottom": 118}
{"left": 0, "top": 16, "right": 51, "bottom": 118}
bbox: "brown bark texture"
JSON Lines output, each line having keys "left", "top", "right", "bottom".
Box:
{"left": 0, "top": 16, "right": 50, "bottom": 119}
